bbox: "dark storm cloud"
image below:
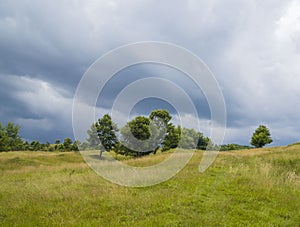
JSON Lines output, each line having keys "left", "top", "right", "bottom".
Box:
{"left": 0, "top": 0, "right": 299, "bottom": 145}
{"left": 96, "top": 63, "right": 211, "bottom": 119}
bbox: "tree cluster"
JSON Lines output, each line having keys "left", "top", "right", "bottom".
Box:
{"left": 0, "top": 116, "right": 273, "bottom": 154}
{"left": 86, "top": 111, "right": 274, "bottom": 156}
{"left": 0, "top": 122, "right": 79, "bottom": 152}
{"left": 86, "top": 110, "right": 212, "bottom": 157}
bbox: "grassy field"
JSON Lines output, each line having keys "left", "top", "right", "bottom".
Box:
{"left": 0, "top": 145, "right": 300, "bottom": 226}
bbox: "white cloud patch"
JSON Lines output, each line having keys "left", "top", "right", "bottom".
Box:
{"left": 275, "top": 0, "right": 300, "bottom": 45}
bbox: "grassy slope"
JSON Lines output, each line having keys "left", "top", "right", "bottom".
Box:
{"left": 0, "top": 145, "right": 299, "bottom": 226}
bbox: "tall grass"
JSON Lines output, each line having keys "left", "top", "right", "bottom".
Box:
{"left": 0, "top": 145, "right": 299, "bottom": 226}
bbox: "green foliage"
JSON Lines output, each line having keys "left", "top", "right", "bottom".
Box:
{"left": 96, "top": 114, "right": 119, "bottom": 151}
{"left": 149, "top": 110, "right": 173, "bottom": 153}
{"left": 149, "top": 109, "right": 172, "bottom": 125}
{"left": 162, "top": 125, "right": 181, "bottom": 151}
{"left": 86, "top": 123, "right": 102, "bottom": 149}
{"left": 119, "top": 116, "right": 153, "bottom": 157}
{"left": 251, "top": 125, "right": 273, "bottom": 148}
{"left": 95, "top": 110, "right": 213, "bottom": 156}
{"left": 0, "top": 122, "right": 78, "bottom": 152}
{"left": 0, "top": 123, "right": 9, "bottom": 151}
{"left": 54, "top": 142, "right": 65, "bottom": 151}
{"left": 178, "top": 128, "right": 198, "bottom": 149}
{"left": 220, "top": 144, "right": 252, "bottom": 151}
{"left": 72, "top": 140, "right": 80, "bottom": 152}
{"left": 0, "top": 122, "right": 23, "bottom": 151}
{"left": 119, "top": 110, "right": 175, "bottom": 156}
{"left": 29, "top": 141, "right": 42, "bottom": 151}
{"left": 197, "top": 132, "right": 210, "bottom": 150}
{"left": 178, "top": 128, "right": 210, "bottom": 150}
{"left": 129, "top": 116, "right": 151, "bottom": 140}
{"left": 63, "top": 138, "right": 73, "bottom": 151}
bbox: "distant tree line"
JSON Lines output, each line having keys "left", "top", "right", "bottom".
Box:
{"left": 219, "top": 144, "right": 252, "bottom": 151}
{"left": 0, "top": 112, "right": 273, "bottom": 153}
{"left": 85, "top": 110, "right": 273, "bottom": 157}
{"left": 0, "top": 122, "right": 79, "bottom": 152}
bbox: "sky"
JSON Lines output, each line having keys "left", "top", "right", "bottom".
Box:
{"left": 0, "top": 0, "right": 300, "bottom": 146}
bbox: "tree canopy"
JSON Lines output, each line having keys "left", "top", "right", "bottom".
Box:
{"left": 1, "top": 111, "right": 276, "bottom": 155}
{"left": 251, "top": 125, "right": 273, "bottom": 148}
{"left": 93, "top": 110, "right": 212, "bottom": 157}
{"left": 0, "top": 122, "right": 23, "bottom": 151}
{"left": 0, "top": 122, "right": 79, "bottom": 152}
{"left": 96, "top": 114, "right": 119, "bottom": 152}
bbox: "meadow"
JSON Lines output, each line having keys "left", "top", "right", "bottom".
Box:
{"left": 0, "top": 144, "right": 300, "bottom": 226}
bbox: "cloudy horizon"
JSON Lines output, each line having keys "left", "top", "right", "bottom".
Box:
{"left": 1, "top": 0, "right": 300, "bottom": 146}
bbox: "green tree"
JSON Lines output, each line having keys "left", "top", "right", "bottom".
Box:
{"left": 149, "top": 109, "right": 172, "bottom": 127}
{"left": 0, "top": 123, "right": 9, "bottom": 151}
{"left": 251, "top": 125, "right": 273, "bottom": 148}
{"left": 118, "top": 110, "right": 211, "bottom": 155}
{"left": 129, "top": 116, "right": 150, "bottom": 140}
{"left": 197, "top": 132, "right": 210, "bottom": 150}
{"left": 96, "top": 114, "right": 119, "bottom": 158}
{"left": 39, "top": 142, "right": 51, "bottom": 151}
{"left": 120, "top": 116, "right": 152, "bottom": 157}
{"left": 86, "top": 123, "right": 101, "bottom": 149}
{"left": 27, "top": 140, "right": 41, "bottom": 151}
{"left": 162, "top": 124, "right": 181, "bottom": 151}
{"left": 178, "top": 128, "right": 200, "bottom": 149}
{"left": 54, "top": 139, "right": 61, "bottom": 150}
{"left": 0, "top": 122, "right": 23, "bottom": 151}
{"left": 23, "top": 141, "right": 30, "bottom": 150}
{"left": 71, "top": 140, "right": 80, "bottom": 151}
{"left": 150, "top": 109, "right": 172, "bottom": 153}
{"left": 63, "top": 138, "right": 73, "bottom": 151}
{"left": 7, "top": 122, "right": 23, "bottom": 150}
{"left": 119, "top": 110, "right": 175, "bottom": 156}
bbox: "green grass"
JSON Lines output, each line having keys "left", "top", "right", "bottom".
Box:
{"left": 0, "top": 145, "right": 300, "bottom": 226}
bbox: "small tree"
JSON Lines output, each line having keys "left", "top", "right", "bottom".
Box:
{"left": 0, "top": 122, "right": 23, "bottom": 151}
{"left": 251, "top": 125, "right": 273, "bottom": 148}
{"left": 63, "top": 138, "right": 73, "bottom": 151}
{"left": 96, "top": 114, "right": 118, "bottom": 158}
{"left": 197, "top": 132, "right": 210, "bottom": 150}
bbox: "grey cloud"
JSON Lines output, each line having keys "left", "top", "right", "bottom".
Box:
{"left": 96, "top": 63, "right": 211, "bottom": 118}
{"left": 0, "top": 74, "right": 73, "bottom": 142}
{"left": 0, "top": 0, "right": 299, "bottom": 145}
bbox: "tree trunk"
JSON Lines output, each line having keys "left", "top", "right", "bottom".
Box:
{"left": 153, "top": 147, "right": 159, "bottom": 154}
{"left": 99, "top": 150, "right": 103, "bottom": 159}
